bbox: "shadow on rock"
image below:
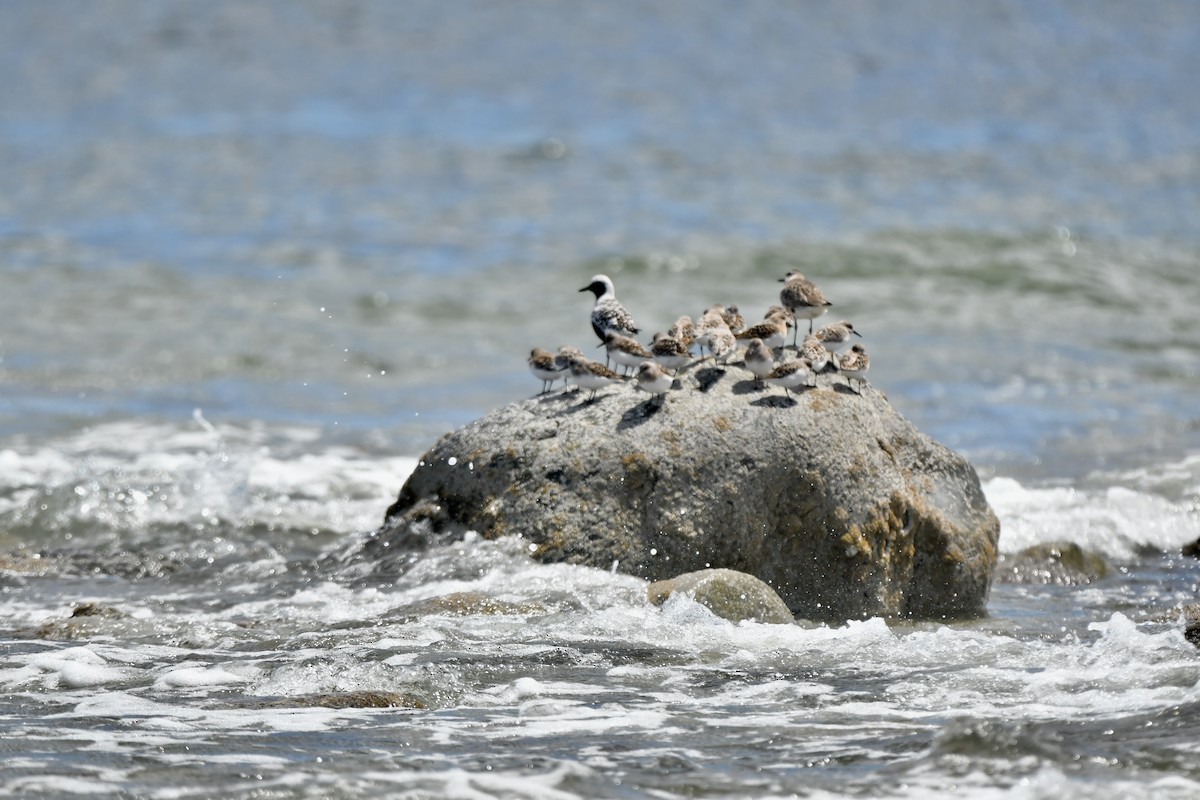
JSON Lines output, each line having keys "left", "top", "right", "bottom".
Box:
{"left": 695, "top": 367, "right": 727, "bottom": 392}
{"left": 619, "top": 397, "right": 666, "bottom": 429}
{"left": 750, "top": 394, "right": 797, "bottom": 409}
{"left": 732, "top": 378, "right": 765, "bottom": 395}
{"left": 536, "top": 388, "right": 578, "bottom": 405}
{"left": 557, "top": 391, "right": 617, "bottom": 414}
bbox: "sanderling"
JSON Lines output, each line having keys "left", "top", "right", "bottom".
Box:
{"left": 710, "top": 328, "right": 737, "bottom": 366}
{"left": 722, "top": 304, "right": 746, "bottom": 334}
{"left": 568, "top": 355, "right": 625, "bottom": 402}
{"left": 763, "top": 304, "right": 794, "bottom": 322}
{"left": 734, "top": 314, "right": 792, "bottom": 350}
{"left": 580, "top": 274, "right": 639, "bottom": 343}
{"left": 668, "top": 315, "right": 696, "bottom": 349}
{"left": 798, "top": 334, "right": 832, "bottom": 373}
{"left": 555, "top": 345, "right": 584, "bottom": 370}
{"left": 837, "top": 344, "right": 870, "bottom": 392}
{"left": 694, "top": 304, "right": 729, "bottom": 355}
{"left": 602, "top": 331, "right": 652, "bottom": 376}
{"left": 813, "top": 320, "right": 861, "bottom": 354}
{"left": 778, "top": 271, "right": 832, "bottom": 341}
{"left": 528, "top": 347, "right": 566, "bottom": 394}
{"left": 764, "top": 358, "right": 814, "bottom": 397}
{"left": 742, "top": 337, "right": 775, "bottom": 386}
{"left": 696, "top": 306, "right": 736, "bottom": 366}
{"left": 635, "top": 361, "right": 674, "bottom": 405}
{"left": 650, "top": 331, "right": 693, "bottom": 374}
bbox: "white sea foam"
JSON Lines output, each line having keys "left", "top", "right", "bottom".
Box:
{"left": 153, "top": 665, "right": 252, "bottom": 690}
{"left": 70, "top": 691, "right": 342, "bottom": 734}
{"left": 2, "top": 776, "right": 125, "bottom": 796}
{"left": 10, "top": 646, "right": 137, "bottom": 690}
{"left": 350, "top": 763, "right": 593, "bottom": 800}
{"left": 0, "top": 417, "right": 418, "bottom": 541}
{"left": 882, "top": 766, "right": 1200, "bottom": 800}
{"left": 984, "top": 475, "right": 1200, "bottom": 559}
{"left": 4, "top": 425, "right": 1200, "bottom": 800}
{"left": 1107, "top": 452, "right": 1200, "bottom": 503}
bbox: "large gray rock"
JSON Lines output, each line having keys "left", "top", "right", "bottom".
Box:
{"left": 365, "top": 364, "right": 1000, "bottom": 622}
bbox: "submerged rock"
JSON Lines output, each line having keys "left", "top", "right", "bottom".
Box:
{"left": 386, "top": 591, "right": 548, "bottom": 621}
{"left": 364, "top": 366, "right": 999, "bottom": 622}
{"left": 0, "top": 550, "right": 180, "bottom": 580}
{"left": 257, "top": 691, "right": 426, "bottom": 710}
{"left": 649, "top": 568, "right": 795, "bottom": 624}
{"left": 1144, "top": 603, "right": 1200, "bottom": 648}
{"left": 23, "top": 602, "right": 131, "bottom": 641}
{"left": 996, "top": 542, "right": 1109, "bottom": 585}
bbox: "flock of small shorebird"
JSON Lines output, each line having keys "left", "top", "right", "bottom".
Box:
{"left": 528, "top": 271, "right": 869, "bottom": 405}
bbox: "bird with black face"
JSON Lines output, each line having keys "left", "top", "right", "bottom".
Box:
{"left": 580, "top": 274, "right": 639, "bottom": 343}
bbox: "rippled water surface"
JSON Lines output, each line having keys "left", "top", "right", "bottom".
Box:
{"left": 3, "top": 2, "right": 1200, "bottom": 798}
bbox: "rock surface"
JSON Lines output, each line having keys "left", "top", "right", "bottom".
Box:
{"left": 255, "top": 691, "right": 426, "bottom": 710}
{"left": 996, "top": 542, "right": 1109, "bottom": 585}
{"left": 366, "top": 364, "right": 1000, "bottom": 622}
{"left": 648, "top": 568, "right": 796, "bottom": 624}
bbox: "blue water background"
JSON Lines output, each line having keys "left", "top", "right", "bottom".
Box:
{"left": 1, "top": 0, "right": 1197, "bottom": 478}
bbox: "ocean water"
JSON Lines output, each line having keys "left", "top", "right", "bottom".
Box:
{"left": 3, "top": 1, "right": 1200, "bottom": 798}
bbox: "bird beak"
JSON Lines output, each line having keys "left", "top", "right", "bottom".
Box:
{"left": 852, "top": 329, "right": 863, "bottom": 337}
{"left": 578, "top": 286, "right": 589, "bottom": 293}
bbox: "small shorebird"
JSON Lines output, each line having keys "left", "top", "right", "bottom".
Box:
{"left": 668, "top": 315, "right": 696, "bottom": 349}
{"left": 694, "top": 304, "right": 733, "bottom": 362}
{"left": 735, "top": 314, "right": 792, "bottom": 351}
{"left": 813, "top": 320, "right": 861, "bottom": 354}
{"left": 650, "top": 331, "right": 693, "bottom": 374}
{"left": 798, "top": 334, "right": 832, "bottom": 374}
{"left": 764, "top": 358, "right": 813, "bottom": 397}
{"left": 742, "top": 338, "right": 775, "bottom": 386}
{"left": 837, "top": 344, "right": 870, "bottom": 393}
{"left": 635, "top": 361, "right": 674, "bottom": 405}
{"left": 762, "top": 304, "right": 793, "bottom": 322}
{"left": 722, "top": 304, "right": 745, "bottom": 334}
{"left": 601, "top": 331, "right": 652, "bottom": 376}
{"left": 567, "top": 356, "right": 625, "bottom": 402}
{"left": 779, "top": 271, "right": 832, "bottom": 342}
{"left": 555, "top": 345, "right": 583, "bottom": 372}
{"left": 580, "top": 274, "right": 639, "bottom": 343}
{"left": 708, "top": 325, "right": 736, "bottom": 367}
{"left": 528, "top": 347, "right": 566, "bottom": 394}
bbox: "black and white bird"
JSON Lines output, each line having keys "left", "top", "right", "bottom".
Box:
{"left": 580, "top": 274, "right": 639, "bottom": 343}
